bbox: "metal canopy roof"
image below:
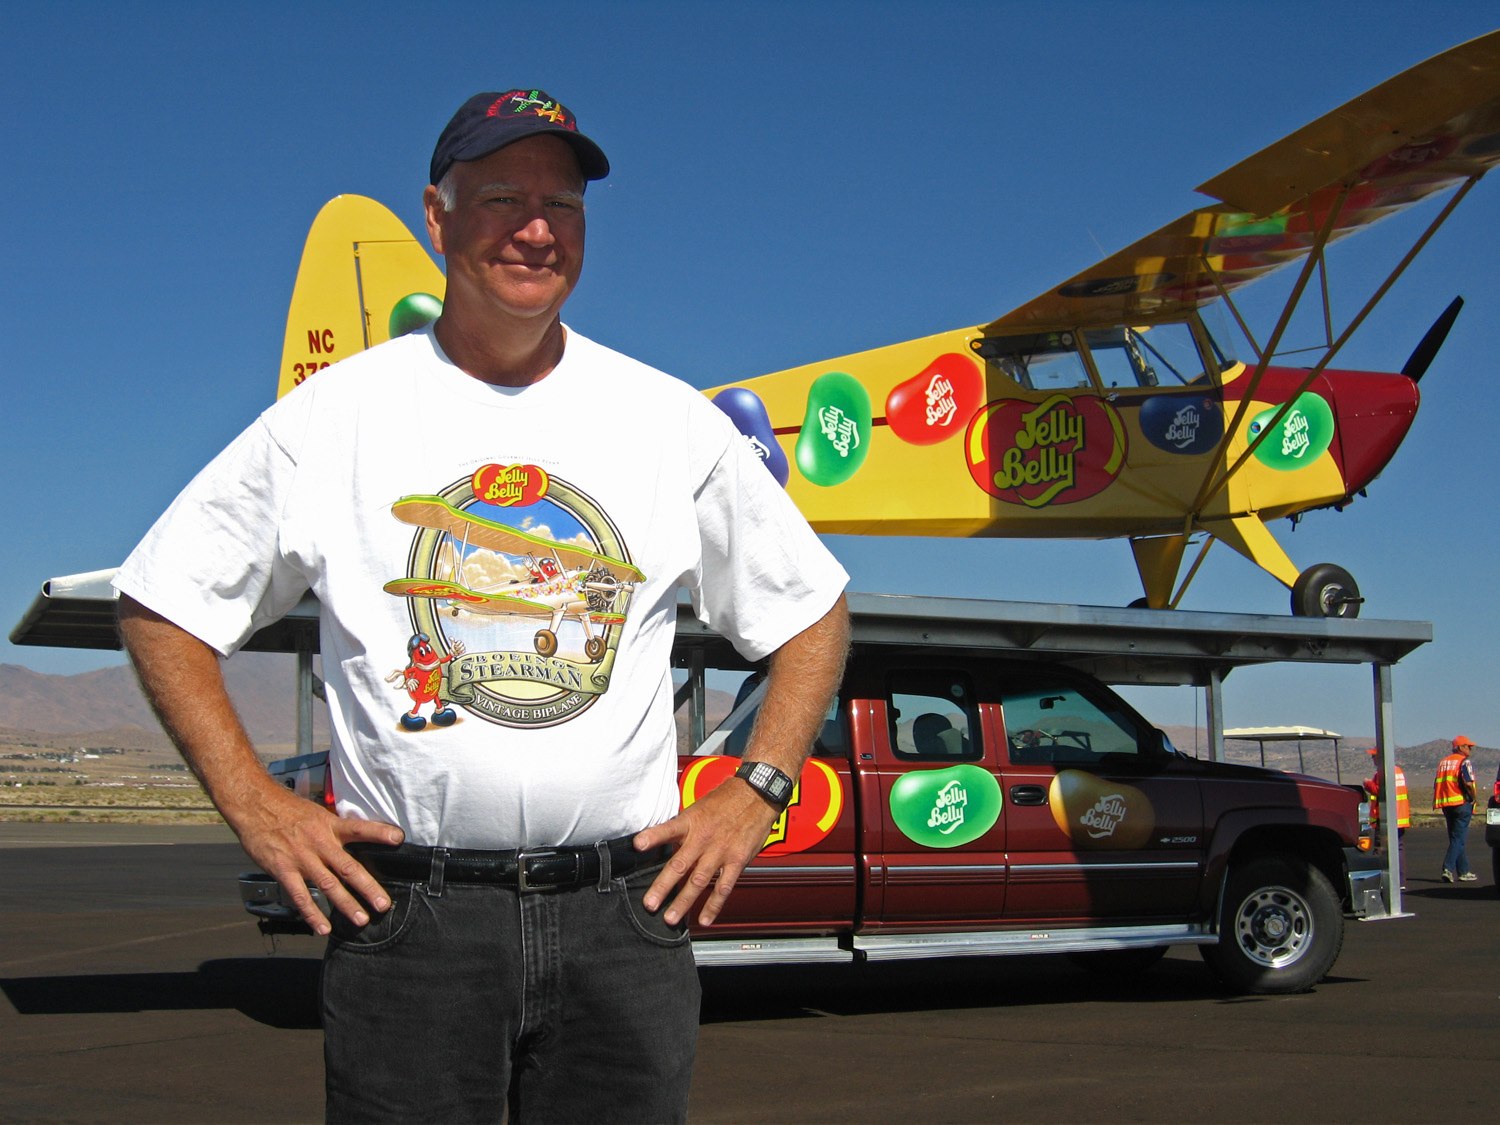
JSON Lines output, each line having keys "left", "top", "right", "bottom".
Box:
{"left": 677, "top": 591, "right": 1431, "bottom": 687}
{"left": 13, "top": 569, "right": 1431, "bottom": 688}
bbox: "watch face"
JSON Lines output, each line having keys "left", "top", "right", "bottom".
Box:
{"left": 739, "top": 761, "right": 793, "bottom": 806}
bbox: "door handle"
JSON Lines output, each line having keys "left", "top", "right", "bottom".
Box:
{"left": 1009, "top": 785, "right": 1047, "bottom": 806}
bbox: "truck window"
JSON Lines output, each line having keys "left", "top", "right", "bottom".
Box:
{"left": 702, "top": 669, "right": 848, "bottom": 760}
{"left": 888, "top": 672, "right": 979, "bottom": 762}
{"left": 1000, "top": 680, "right": 1146, "bottom": 765}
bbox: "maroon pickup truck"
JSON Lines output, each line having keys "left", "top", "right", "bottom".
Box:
{"left": 243, "top": 641, "right": 1384, "bottom": 996}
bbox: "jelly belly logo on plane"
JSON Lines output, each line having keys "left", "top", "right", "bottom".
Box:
{"left": 964, "top": 393, "right": 1126, "bottom": 506}
{"left": 889, "top": 765, "right": 1002, "bottom": 848}
{"left": 1247, "top": 393, "right": 1335, "bottom": 471}
{"left": 1140, "top": 395, "right": 1224, "bottom": 456}
{"left": 794, "top": 372, "right": 872, "bottom": 487}
{"left": 381, "top": 466, "right": 643, "bottom": 731}
{"left": 679, "top": 757, "right": 844, "bottom": 856}
{"left": 884, "top": 353, "right": 985, "bottom": 446}
{"left": 1048, "top": 771, "right": 1155, "bottom": 850}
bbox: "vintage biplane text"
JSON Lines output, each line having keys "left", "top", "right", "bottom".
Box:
{"left": 278, "top": 31, "right": 1500, "bottom": 616}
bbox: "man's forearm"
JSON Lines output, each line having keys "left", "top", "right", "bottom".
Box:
{"left": 117, "top": 594, "right": 276, "bottom": 830}
{"left": 117, "top": 594, "right": 402, "bottom": 932}
{"left": 743, "top": 593, "right": 852, "bottom": 775}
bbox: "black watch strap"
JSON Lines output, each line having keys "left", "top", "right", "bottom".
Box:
{"left": 735, "top": 760, "right": 795, "bottom": 810}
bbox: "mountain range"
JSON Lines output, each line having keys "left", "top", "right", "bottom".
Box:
{"left": 0, "top": 659, "right": 1489, "bottom": 790}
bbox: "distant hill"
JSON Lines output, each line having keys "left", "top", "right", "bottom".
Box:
{"left": 1, "top": 661, "right": 1488, "bottom": 794}
{"left": 0, "top": 653, "right": 323, "bottom": 748}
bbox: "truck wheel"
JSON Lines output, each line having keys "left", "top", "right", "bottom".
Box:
{"left": 1067, "top": 946, "right": 1168, "bottom": 976}
{"left": 1491, "top": 847, "right": 1500, "bottom": 895}
{"left": 1202, "top": 854, "right": 1343, "bottom": 994}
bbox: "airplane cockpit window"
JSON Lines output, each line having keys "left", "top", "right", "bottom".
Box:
{"left": 973, "top": 331, "right": 1093, "bottom": 391}
{"left": 888, "top": 671, "right": 980, "bottom": 761}
{"left": 999, "top": 677, "right": 1152, "bottom": 766}
{"left": 1085, "top": 323, "right": 1206, "bottom": 388}
{"left": 1198, "top": 301, "right": 1240, "bottom": 368}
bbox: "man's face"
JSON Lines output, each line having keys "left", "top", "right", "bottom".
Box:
{"left": 425, "top": 135, "right": 586, "bottom": 325}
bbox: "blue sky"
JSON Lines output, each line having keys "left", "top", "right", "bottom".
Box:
{"left": 3, "top": 3, "right": 1497, "bottom": 745}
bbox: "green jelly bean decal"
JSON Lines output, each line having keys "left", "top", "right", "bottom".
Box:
{"left": 1248, "top": 392, "right": 1334, "bottom": 470}
{"left": 795, "top": 371, "right": 872, "bottom": 486}
{"left": 889, "top": 764, "right": 1002, "bottom": 848}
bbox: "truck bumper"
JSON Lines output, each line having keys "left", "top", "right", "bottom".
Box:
{"left": 1344, "top": 847, "right": 1392, "bottom": 919}
{"left": 238, "top": 872, "right": 321, "bottom": 937}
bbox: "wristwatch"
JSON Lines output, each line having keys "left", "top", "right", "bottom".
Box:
{"left": 735, "top": 760, "right": 795, "bottom": 810}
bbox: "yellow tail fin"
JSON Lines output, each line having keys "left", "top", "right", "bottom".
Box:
{"left": 276, "top": 195, "right": 445, "bottom": 399}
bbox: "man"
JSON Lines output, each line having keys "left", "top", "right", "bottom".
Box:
{"left": 116, "top": 88, "right": 850, "bottom": 1122}
{"left": 1362, "top": 747, "right": 1408, "bottom": 886}
{"left": 1433, "top": 735, "right": 1478, "bottom": 883}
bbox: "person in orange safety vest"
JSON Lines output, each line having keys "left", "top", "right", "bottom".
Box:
{"left": 1434, "top": 735, "right": 1478, "bottom": 883}
{"left": 1363, "top": 749, "right": 1409, "bottom": 886}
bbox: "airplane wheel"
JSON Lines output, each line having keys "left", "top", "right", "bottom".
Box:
{"left": 1291, "top": 563, "right": 1361, "bottom": 619}
{"left": 1127, "top": 597, "right": 1152, "bottom": 609}
{"left": 585, "top": 635, "right": 606, "bottom": 662}
{"left": 534, "top": 629, "right": 558, "bottom": 657}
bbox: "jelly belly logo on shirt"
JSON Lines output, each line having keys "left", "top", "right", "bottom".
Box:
{"left": 1047, "top": 770, "right": 1155, "bottom": 850}
{"left": 679, "top": 757, "right": 844, "bottom": 856}
{"left": 889, "top": 765, "right": 1002, "bottom": 848}
{"left": 471, "top": 463, "right": 550, "bottom": 507}
{"left": 964, "top": 394, "right": 1126, "bottom": 507}
{"left": 381, "top": 466, "right": 645, "bottom": 730}
{"left": 1247, "top": 393, "right": 1335, "bottom": 471}
{"left": 1140, "top": 395, "right": 1224, "bottom": 456}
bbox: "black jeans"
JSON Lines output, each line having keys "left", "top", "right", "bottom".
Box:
{"left": 322, "top": 859, "right": 700, "bottom": 1123}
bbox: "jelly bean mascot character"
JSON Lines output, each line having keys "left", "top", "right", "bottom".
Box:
{"left": 387, "top": 634, "right": 466, "bottom": 731}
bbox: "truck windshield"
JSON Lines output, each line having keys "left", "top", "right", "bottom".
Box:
{"left": 1000, "top": 679, "right": 1155, "bottom": 766}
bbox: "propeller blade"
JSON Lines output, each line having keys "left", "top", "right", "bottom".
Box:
{"left": 1401, "top": 296, "right": 1464, "bottom": 382}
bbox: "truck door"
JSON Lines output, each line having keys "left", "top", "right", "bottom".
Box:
{"left": 678, "top": 669, "right": 858, "bottom": 933}
{"left": 866, "top": 667, "right": 1006, "bottom": 926}
{"left": 993, "top": 671, "right": 1205, "bottom": 922}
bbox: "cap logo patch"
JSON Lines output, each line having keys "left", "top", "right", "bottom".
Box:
{"left": 487, "top": 90, "right": 577, "bottom": 132}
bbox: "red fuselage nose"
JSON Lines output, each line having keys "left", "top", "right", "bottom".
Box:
{"left": 1319, "top": 367, "right": 1421, "bottom": 497}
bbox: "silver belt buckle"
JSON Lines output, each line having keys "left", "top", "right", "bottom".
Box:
{"left": 516, "top": 847, "right": 578, "bottom": 893}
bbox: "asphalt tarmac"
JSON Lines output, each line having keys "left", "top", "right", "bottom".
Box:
{"left": 1, "top": 821, "right": 1494, "bottom": 1124}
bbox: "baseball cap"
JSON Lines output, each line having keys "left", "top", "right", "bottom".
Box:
{"left": 1453, "top": 735, "right": 1476, "bottom": 749}
{"left": 429, "top": 89, "right": 610, "bottom": 185}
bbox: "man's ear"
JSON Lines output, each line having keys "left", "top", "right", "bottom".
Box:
{"left": 423, "top": 184, "right": 447, "bottom": 255}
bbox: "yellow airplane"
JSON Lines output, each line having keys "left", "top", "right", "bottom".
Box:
{"left": 279, "top": 31, "right": 1500, "bottom": 617}
{"left": 381, "top": 495, "right": 644, "bottom": 663}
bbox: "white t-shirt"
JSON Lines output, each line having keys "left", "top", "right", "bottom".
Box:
{"left": 115, "top": 326, "right": 848, "bottom": 849}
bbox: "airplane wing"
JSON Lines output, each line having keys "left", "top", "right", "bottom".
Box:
{"left": 390, "top": 496, "right": 646, "bottom": 581}
{"left": 381, "top": 577, "right": 555, "bottom": 616}
{"left": 277, "top": 195, "right": 446, "bottom": 399}
{"left": 985, "top": 30, "right": 1500, "bottom": 334}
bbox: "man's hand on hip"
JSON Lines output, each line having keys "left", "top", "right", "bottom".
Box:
{"left": 234, "top": 784, "right": 404, "bottom": 935}
{"left": 633, "top": 778, "right": 777, "bottom": 927}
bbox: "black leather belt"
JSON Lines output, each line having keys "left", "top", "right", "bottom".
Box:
{"left": 348, "top": 835, "right": 669, "bottom": 892}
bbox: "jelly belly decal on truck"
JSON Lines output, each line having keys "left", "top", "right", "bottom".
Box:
{"left": 382, "top": 465, "right": 644, "bottom": 730}
{"left": 965, "top": 393, "right": 1127, "bottom": 506}
{"left": 680, "top": 757, "right": 844, "bottom": 856}
{"left": 889, "top": 764, "right": 1002, "bottom": 848}
{"left": 1048, "top": 770, "right": 1155, "bottom": 850}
